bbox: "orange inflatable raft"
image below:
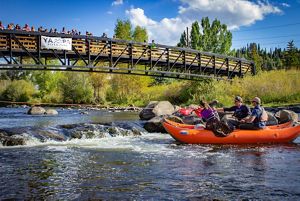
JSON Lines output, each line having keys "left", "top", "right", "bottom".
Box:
{"left": 162, "top": 120, "right": 300, "bottom": 144}
{"left": 164, "top": 118, "right": 294, "bottom": 129}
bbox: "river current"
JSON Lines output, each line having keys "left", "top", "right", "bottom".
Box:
{"left": 0, "top": 107, "right": 300, "bottom": 200}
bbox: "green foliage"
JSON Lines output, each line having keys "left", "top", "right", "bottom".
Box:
{"left": 249, "top": 43, "right": 263, "bottom": 74}
{"left": 284, "top": 40, "right": 300, "bottom": 70}
{"left": 178, "top": 70, "right": 300, "bottom": 107}
{"left": 90, "top": 73, "right": 110, "bottom": 104}
{"left": 133, "top": 26, "right": 148, "bottom": 42}
{"left": 114, "top": 19, "right": 133, "bottom": 40}
{"left": 32, "top": 71, "right": 63, "bottom": 98}
{"left": 1, "top": 80, "right": 36, "bottom": 102}
{"left": 181, "top": 17, "right": 232, "bottom": 54}
{"left": 59, "top": 72, "right": 94, "bottom": 104}
{"left": 107, "top": 74, "right": 153, "bottom": 105}
{"left": 177, "top": 31, "right": 188, "bottom": 47}
{"left": 190, "top": 21, "right": 200, "bottom": 49}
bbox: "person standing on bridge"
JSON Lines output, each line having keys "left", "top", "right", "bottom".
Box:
{"left": 217, "top": 96, "right": 251, "bottom": 130}
{"left": 0, "top": 21, "right": 4, "bottom": 30}
{"left": 22, "top": 24, "right": 30, "bottom": 32}
{"left": 151, "top": 40, "right": 156, "bottom": 48}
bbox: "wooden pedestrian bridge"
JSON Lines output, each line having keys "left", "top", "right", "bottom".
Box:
{"left": 0, "top": 30, "right": 255, "bottom": 80}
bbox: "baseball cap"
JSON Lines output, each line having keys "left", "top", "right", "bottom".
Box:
{"left": 252, "top": 97, "right": 261, "bottom": 104}
{"left": 234, "top": 96, "right": 243, "bottom": 102}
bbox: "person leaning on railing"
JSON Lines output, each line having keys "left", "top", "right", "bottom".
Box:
{"left": 0, "top": 21, "right": 4, "bottom": 30}
{"left": 22, "top": 24, "right": 30, "bottom": 32}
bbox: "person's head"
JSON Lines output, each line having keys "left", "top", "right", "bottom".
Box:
{"left": 199, "top": 99, "right": 209, "bottom": 109}
{"left": 234, "top": 96, "right": 243, "bottom": 106}
{"left": 251, "top": 97, "right": 261, "bottom": 106}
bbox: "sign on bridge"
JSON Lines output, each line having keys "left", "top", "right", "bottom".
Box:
{"left": 41, "top": 36, "right": 72, "bottom": 51}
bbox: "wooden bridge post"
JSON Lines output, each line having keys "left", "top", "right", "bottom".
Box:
{"left": 37, "top": 35, "right": 41, "bottom": 63}
{"left": 239, "top": 60, "right": 242, "bottom": 77}
{"left": 251, "top": 63, "right": 256, "bottom": 75}
{"left": 167, "top": 48, "right": 170, "bottom": 70}
{"left": 213, "top": 55, "right": 216, "bottom": 77}
{"left": 129, "top": 43, "right": 133, "bottom": 72}
{"left": 9, "top": 33, "right": 12, "bottom": 64}
{"left": 198, "top": 53, "right": 202, "bottom": 74}
{"left": 86, "top": 38, "right": 91, "bottom": 66}
{"left": 109, "top": 40, "right": 113, "bottom": 72}
{"left": 226, "top": 58, "right": 230, "bottom": 79}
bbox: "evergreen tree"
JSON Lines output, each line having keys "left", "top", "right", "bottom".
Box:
{"left": 190, "top": 21, "right": 200, "bottom": 49}
{"left": 249, "top": 43, "right": 263, "bottom": 74}
{"left": 179, "top": 17, "right": 232, "bottom": 54}
{"left": 284, "top": 40, "right": 299, "bottom": 69}
{"left": 177, "top": 31, "right": 188, "bottom": 47}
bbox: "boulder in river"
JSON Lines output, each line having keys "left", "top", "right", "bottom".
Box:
{"left": 143, "top": 116, "right": 167, "bottom": 133}
{"left": 139, "top": 101, "right": 175, "bottom": 120}
{"left": 275, "top": 110, "right": 299, "bottom": 124}
{"left": 45, "top": 109, "right": 58, "bottom": 115}
{"left": 27, "top": 106, "right": 46, "bottom": 115}
{"left": 0, "top": 132, "right": 25, "bottom": 146}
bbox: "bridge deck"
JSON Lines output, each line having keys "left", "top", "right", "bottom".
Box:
{"left": 0, "top": 30, "right": 255, "bottom": 80}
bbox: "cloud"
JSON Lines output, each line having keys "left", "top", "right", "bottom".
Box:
{"left": 281, "top": 3, "right": 290, "bottom": 7}
{"left": 112, "top": 0, "right": 123, "bottom": 6}
{"left": 126, "top": 0, "right": 282, "bottom": 46}
{"left": 107, "top": 11, "right": 113, "bottom": 15}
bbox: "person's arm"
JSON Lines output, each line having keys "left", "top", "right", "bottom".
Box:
{"left": 240, "top": 115, "right": 256, "bottom": 123}
{"left": 216, "top": 108, "right": 224, "bottom": 112}
{"left": 240, "top": 109, "right": 257, "bottom": 123}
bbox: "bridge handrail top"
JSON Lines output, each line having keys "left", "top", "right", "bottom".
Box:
{"left": 0, "top": 29, "right": 253, "bottom": 64}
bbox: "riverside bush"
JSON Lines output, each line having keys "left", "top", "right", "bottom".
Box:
{"left": 185, "top": 70, "right": 300, "bottom": 106}
{"left": 1, "top": 80, "right": 36, "bottom": 102}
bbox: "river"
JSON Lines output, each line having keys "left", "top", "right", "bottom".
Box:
{"left": 0, "top": 107, "right": 300, "bottom": 200}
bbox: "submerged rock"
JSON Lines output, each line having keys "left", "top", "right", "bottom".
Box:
{"left": 27, "top": 106, "right": 46, "bottom": 115}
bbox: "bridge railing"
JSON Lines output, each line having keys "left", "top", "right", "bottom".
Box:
{"left": 0, "top": 30, "right": 255, "bottom": 80}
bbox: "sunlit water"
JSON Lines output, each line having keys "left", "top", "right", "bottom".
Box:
{"left": 0, "top": 107, "right": 300, "bottom": 200}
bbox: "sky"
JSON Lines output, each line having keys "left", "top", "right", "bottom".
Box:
{"left": 0, "top": 0, "right": 300, "bottom": 50}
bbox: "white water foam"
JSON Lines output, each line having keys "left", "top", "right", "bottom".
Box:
{"left": 0, "top": 132, "right": 216, "bottom": 159}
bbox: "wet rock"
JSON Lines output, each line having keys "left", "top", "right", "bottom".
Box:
{"left": 174, "top": 105, "right": 181, "bottom": 113}
{"left": 266, "top": 111, "right": 278, "bottom": 126}
{"left": 37, "top": 130, "right": 65, "bottom": 141}
{"left": 0, "top": 132, "right": 25, "bottom": 146}
{"left": 70, "top": 131, "right": 83, "bottom": 139}
{"left": 45, "top": 109, "right": 58, "bottom": 115}
{"left": 132, "top": 127, "right": 142, "bottom": 136}
{"left": 108, "top": 127, "right": 118, "bottom": 136}
{"left": 27, "top": 106, "right": 46, "bottom": 115}
{"left": 139, "top": 101, "right": 175, "bottom": 120}
{"left": 60, "top": 124, "right": 78, "bottom": 129}
{"left": 275, "top": 110, "right": 299, "bottom": 124}
{"left": 166, "top": 115, "right": 184, "bottom": 123}
{"left": 80, "top": 111, "right": 89, "bottom": 115}
{"left": 144, "top": 116, "right": 166, "bottom": 133}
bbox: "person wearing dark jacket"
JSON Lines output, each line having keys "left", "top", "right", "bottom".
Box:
{"left": 218, "top": 96, "right": 251, "bottom": 130}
